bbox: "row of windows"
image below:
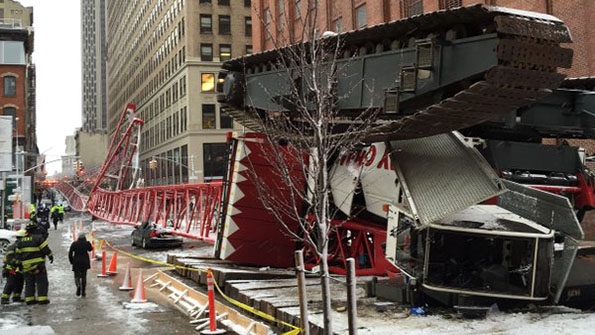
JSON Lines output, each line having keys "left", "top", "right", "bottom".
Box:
{"left": 199, "top": 0, "right": 251, "bottom": 7}
{"left": 200, "top": 14, "right": 252, "bottom": 36}
{"left": 201, "top": 104, "right": 233, "bottom": 129}
{"left": 139, "top": 75, "right": 188, "bottom": 126}
{"left": 263, "top": 0, "right": 462, "bottom": 43}
{"left": 144, "top": 142, "right": 228, "bottom": 185}
{"left": 199, "top": 44, "right": 252, "bottom": 62}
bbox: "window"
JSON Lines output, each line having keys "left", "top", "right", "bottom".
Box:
{"left": 439, "top": 0, "right": 461, "bottom": 9}
{"left": 244, "top": 0, "right": 251, "bottom": 7}
{"left": 218, "top": 0, "right": 229, "bottom": 5}
{"left": 355, "top": 5, "right": 366, "bottom": 28}
{"left": 401, "top": 0, "right": 423, "bottom": 17}
{"left": 3, "top": 76, "right": 16, "bottom": 97}
{"left": 334, "top": 17, "right": 342, "bottom": 33}
{"left": 264, "top": 8, "right": 271, "bottom": 39}
{"left": 203, "top": 143, "right": 227, "bottom": 181}
{"left": 220, "top": 109, "right": 233, "bottom": 128}
{"left": 219, "top": 15, "right": 231, "bottom": 35}
{"left": 202, "top": 104, "right": 216, "bottom": 129}
{"left": 200, "top": 43, "right": 213, "bottom": 61}
{"left": 201, "top": 73, "right": 216, "bottom": 92}
{"left": 219, "top": 44, "right": 232, "bottom": 61}
{"left": 245, "top": 45, "right": 253, "bottom": 55}
{"left": 295, "top": 0, "right": 301, "bottom": 18}
{"left": 199, "top": 0, "right": 211, "bottom": 3}
{"left": 3, "top": 107, "right": 16, "bottom": 123}
{"left": 245, "top": 17, "right": 252, "bottom": 36}
{"left": 278, "top": 0, "right": 284, "bottom": 33}
{"left": 200, "top": 14, "right": 212, "bottom": 34}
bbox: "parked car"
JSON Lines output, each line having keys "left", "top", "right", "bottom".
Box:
{"left": 131, "top": 221, "right": 183, "bottom": 249}
{"left": 0, "top": 229, "right": 18, "bottom": 253}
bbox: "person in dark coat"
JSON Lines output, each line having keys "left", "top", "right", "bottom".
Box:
{"left": 68, "top": 232, "right": 93, "bottom": 297}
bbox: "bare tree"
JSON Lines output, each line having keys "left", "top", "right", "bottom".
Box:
{"left": 231, "top": 3, "right": 383, "bottom": 334}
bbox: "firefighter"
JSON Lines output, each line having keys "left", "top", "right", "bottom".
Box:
{"left": 16, "top": 222, "right": 54, "bottom": 305}
{"left": 37, "top": 204, "right": 51, "bottom": 232}
{"left": 1, "top": 230, "right": 26, "bottom": 304}
{"left": 50, "top": 204, "right": 60, "bottom": 230}
{"left": 57, "top": 204, "right": 65, "bottom": 223}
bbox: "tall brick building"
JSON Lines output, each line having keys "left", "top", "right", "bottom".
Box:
{"left": 252, "top": 0, "right": 594, "bottom": 78}
{"left": 106, "top": 0, "right": 252, "bottom": 184}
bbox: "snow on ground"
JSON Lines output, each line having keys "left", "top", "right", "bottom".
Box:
{"left": 7, "top": 216, "right": 590, "bottom": 335}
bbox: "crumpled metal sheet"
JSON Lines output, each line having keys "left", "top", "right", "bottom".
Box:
{"left": 389, "top": 131, "right": 504, "bottom": 226}
{"left": 498, "top": 179, "right": 584, "bottom": 240}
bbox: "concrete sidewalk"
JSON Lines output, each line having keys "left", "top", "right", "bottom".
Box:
{"left": 0, "top": 215, "right": 194, "bottom": 334}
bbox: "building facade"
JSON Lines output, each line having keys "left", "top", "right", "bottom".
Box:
{"left": 81, "top": 0, "right": 108, "bottom": 132}
{"left": 106, "top": 0, "right": 253, "bottom": 185}
{"left": 252, "top": 0, "right": 595, "bottom": 78}
{"left": 0, "top": 0, "right": 34, "bottom": 218}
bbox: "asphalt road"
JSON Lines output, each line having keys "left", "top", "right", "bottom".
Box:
{"left": 0, "top": 214, "right": 201, "bottom": 334}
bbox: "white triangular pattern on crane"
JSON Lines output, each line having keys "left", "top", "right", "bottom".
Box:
{"left": 219, "top": 237, "right": 236, "bottom": 259}
{"left": 222, "top": 216, "right": 240, "bottom": 237}
{"left": 232, "top": 171, "right": 247, "bottom": 183}
{"left": 233, "top": 160, "right": 248, "bottom": 173}
{"left": 236, "top": 142, "right": 252, "bottom": 160}
{"left": 226, "top": 204, "right": 243, "bottom": 216}
{"left": 228, "top": 185, "right": 245, "bottom": 205}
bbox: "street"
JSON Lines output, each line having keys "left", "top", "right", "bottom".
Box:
{"left": 0, "top": 214, "right": 200, "bottom": 335}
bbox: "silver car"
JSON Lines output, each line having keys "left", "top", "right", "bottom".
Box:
{"left": 0, "top": 229, "right": 17, "bottom": 253}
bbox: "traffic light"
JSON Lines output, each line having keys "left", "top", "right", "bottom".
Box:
{"left": 149, "top": 158, "right": 157, "bottom": 169}
{"left": 73, "top": 160, "right": 79, "bottom": 172}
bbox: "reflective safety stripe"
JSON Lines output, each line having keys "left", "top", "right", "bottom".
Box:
{"left": 37, "top": 296, "right": 48, "bottom": 301}
{"left": 25, "top": 296, "right": 35, "bottom": 302}
{"left": 1, "top": 293, "right": 9, "bottom": 299}
{"left": 21, "top": 257, "right": 45, "bottom": 268}
{"left": 17, "top": 246, "right": 41, "bottom": 253}
{"left": 39, "top": 240, "right": 49, "bottom": 249}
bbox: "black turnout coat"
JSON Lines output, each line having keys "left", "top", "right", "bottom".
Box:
{"left": 68, "top": 237, "right": 93, "bottom": 272}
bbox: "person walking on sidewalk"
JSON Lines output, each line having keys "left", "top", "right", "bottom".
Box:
{"left": 1, "top": 229, "right": 26, "bottom": 304}
{"left": 68, "top": 232, "right": 93, "bottom": 297}
{"left": 16, "top": 223, "right": 54, "bottom": 305}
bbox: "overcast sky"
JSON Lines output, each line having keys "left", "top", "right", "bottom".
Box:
{"left": 19, "top": 0, "right": 82, "bottom": 175}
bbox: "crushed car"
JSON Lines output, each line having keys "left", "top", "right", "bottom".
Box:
{"left": 131, "top": 221, "right": 183, "bottom": 249}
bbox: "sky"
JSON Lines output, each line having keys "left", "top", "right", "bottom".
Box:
{"left": 19, "top": 0, "right": 82, "bottom": 175}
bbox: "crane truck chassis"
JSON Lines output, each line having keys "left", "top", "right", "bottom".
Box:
{"left": 214, "top": 4, "right": 595, "bottom": 309}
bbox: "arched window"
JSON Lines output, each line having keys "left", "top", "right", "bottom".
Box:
{"left": 3, "top": 106, "right": 16, "bottom": 128}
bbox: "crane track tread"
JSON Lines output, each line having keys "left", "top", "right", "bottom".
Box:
{"left": 219, "top": 5, "right": 573, "bottom": 143}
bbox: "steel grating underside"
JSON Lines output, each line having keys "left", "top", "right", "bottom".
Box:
{"left": 389, "top": 132, "right": 504, "bottom": 226}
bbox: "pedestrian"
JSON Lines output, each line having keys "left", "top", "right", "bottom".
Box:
{"left": 51, "top": 205, "right": 60, "bottom": 230}
{"left": 1, "top": 229, "right": 26, "bottom": 304}
{"left": 68, "top": 232, "right": 93, "bottom": 297}
{"left": 16, "top": 223, "right": 54, "bottom": 305}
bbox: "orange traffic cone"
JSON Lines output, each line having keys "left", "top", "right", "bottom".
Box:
{"left": 107, "top": 252, "right": 118, "bottom": 275}
{"left": 90, "top": 240, "right": 96, "bottom": 261}
{"left": 119, "top": 263, "right": 134, "bottom": 291}
{"left": 97, "top": 251, "right": 109, "bottom": 277}
{"left": 131, "top": 269, "right": 147, "bottom": 303}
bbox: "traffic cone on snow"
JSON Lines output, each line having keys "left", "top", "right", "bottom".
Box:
{"left": 106, "top": 252, "right": 118, "bottom": 275}
{"left": 119, "top": 262, "right": 134, "bottom": 291}
{"left": 97, "top": 251, "right": 109, "bottom": 277}
{"left": 89, "top": 240, "right": 96, "bottom": 261}
{"left": 130, "top": 269, "right": 147, "bottom": 303}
